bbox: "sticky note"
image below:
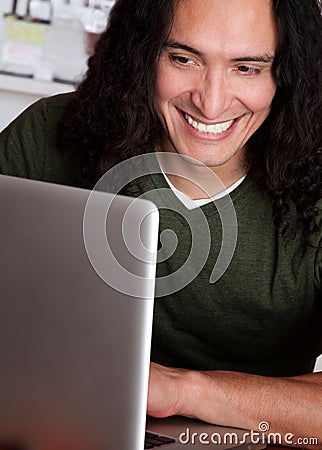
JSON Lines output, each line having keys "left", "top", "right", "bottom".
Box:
{"left": 5, "top": 20, "right": 46, "bottom": 45}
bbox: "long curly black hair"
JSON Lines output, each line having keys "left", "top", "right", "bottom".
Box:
{"left": 248, "top": 0, "right": 322, "bottom": 243}
{"left": 59, "top": 0, "right": 322, "bottom": 244}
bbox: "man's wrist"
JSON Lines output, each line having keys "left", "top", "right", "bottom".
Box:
{"left": 176, "top": 369, "right": 211, "bottom": 419}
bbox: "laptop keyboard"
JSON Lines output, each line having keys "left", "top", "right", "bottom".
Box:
{"left": 145, "top": 431, "right": 176, "bottom": 448}
{"left": 0, "top": 434, "right": 176, "bottom": 450}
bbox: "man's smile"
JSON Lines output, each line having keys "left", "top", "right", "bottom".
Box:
{"left": 183, "top": 112, "right": 236, "bottom": 134}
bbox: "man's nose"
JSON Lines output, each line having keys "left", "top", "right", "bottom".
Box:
{"left": 190, "top": 71, "right": 233, "bottom": 120}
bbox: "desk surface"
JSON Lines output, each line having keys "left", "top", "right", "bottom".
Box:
{"left": 0, "top": 73, "right": 75, "bottom": 97}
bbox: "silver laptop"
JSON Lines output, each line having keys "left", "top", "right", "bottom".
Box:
{"left": 0, "top": 175, "right": 266, "bottom": 450}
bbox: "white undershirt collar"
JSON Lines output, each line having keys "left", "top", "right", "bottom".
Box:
{"left": 161, "top": 169, "right": 246, "bottom": 210}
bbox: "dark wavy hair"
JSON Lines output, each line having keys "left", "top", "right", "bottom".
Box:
{"left": 247, "top": 0, "right": 322, "bottom": 243}
{"left": 59, "top": 0, "right": 322, "bottom": 243}
{"left": 59, "top": 0, "right": 176, "bottom": 186}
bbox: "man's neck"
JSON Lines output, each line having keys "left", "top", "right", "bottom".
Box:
{"left": 157, "top": 152, "right": 247, "bottom": 200}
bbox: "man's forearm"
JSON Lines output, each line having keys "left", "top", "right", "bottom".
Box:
{"left": 148, "top": 363, "right": 322, "bottom": 448}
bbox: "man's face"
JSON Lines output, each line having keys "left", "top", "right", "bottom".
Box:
{"left": 154, "top": 0, "right": 277, "bottom": 179}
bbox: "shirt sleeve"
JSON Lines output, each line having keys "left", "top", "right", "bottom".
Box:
{"left": 311, "top": 198, "right": 322, "bottom": 306}
{"left": 0, "top": 97, "right": 48, "bottom": 180}
{"left": 0, "top": 93, "right": 81, "bottom": 187}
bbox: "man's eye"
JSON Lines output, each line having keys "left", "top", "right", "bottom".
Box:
{"left": 170, "top": 55, "right": 194, "bottom": 65}
{"left": 237, "top": 65, "right": 260, "bottom": 75}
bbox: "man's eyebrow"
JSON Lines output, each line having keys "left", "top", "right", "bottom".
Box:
{"left": 231, "top": 54, "right": 275, "bottom": 64}
{"left": 163, "top": 41, "right": 202, "bottom": 56}
{"left": 163, "top": 41, "right": 274, "bottom": 64}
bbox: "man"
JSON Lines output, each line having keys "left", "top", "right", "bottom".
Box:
{"left": 0, "top": 0, "right": 322, "bottom": 445}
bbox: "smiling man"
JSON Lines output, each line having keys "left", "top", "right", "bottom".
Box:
{"left": 154, "top": 0, "right": 277, "bottom": 189}
{"left": 0, "top": 0, "right": 322, "bottom": 445}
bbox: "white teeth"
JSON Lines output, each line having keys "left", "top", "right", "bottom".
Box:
{"left": 184, "top": 113, "right": 234, "bottom": 134}
{"left": 198, "top": 123, "right": 206, "bottom": 132}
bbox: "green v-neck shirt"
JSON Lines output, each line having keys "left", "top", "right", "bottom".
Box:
{"left": 1, "top": 93, "right": 321, "bottom": 376}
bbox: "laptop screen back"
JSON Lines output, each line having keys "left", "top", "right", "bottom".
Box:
{"left": 0, "top": 175, "right": 159, "bottom": 450}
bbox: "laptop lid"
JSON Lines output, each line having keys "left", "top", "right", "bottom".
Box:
{"left": 0, "top": 174, "right": 159, "bottom": 450}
